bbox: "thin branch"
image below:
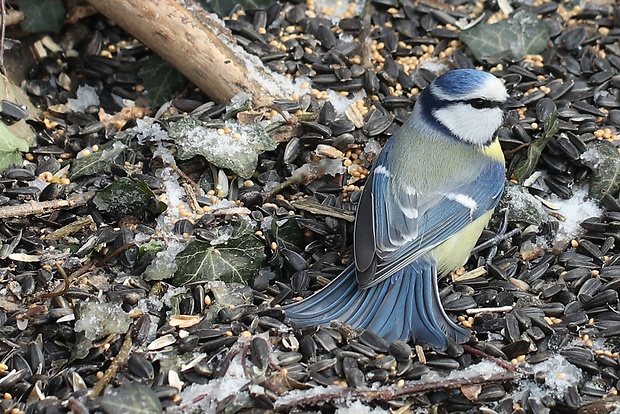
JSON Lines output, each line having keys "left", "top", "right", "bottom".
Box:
{"left": 95, "top": 242, "right": 137, "bottom": 267}
{"left": 463, "top": 344, "right": 516, "bottom": 372}
{"left": 291, "top": 199, "right": 355, "bottom": 222}
{"left": 90, "top": 328, "right": 134, "bottom": 398}
{"left": 274, "top": 370, "right": 528, "bottom": 412}
{"left": 39, "top": 262, "right": 70, "bottom": 299}
{"left": 0, "top": 191, "right": 95, "bottom": 219}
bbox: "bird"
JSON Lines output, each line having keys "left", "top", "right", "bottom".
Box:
{"left": 284, "top": 68, "right": 510, "bottom": 350}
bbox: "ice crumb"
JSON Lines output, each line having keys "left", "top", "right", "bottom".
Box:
{"left": 446, "top": 360, "right": 505, "bottom": 380}
{"left": 228, "top": 36, "right": 304, "bottom": 101}
{"left": 142, "top": 239, "right": 186, "bottom": 281}
{"left": 128, "top": 117, "right": 169, "bottom": 144}
{"left": 515, "top": 354, "right": 582, "bottom": 403}
{"left": 67, "top": 85, "right": 100, "bottom": 112}
{"left": 328, "top": 89, "right": 367, "bottom": 115}
{"left": 548, "top": 185, "right": 603, "bottom": 242}
{"left": 166, "top": 335, "right": 265, "bottom": 414}
{"left": 580, "top": 147, "right": 602, "bottom": 169}
{"left": 74, "top": 301, "right": 130, "bottom": 340}
{"left": 519, "top": 235, "right": 550, "bottom": 254}
{"left": 336, "top": 400, "right": 388, "bottom": 414}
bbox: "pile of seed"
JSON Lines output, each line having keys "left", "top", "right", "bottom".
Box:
{"left": 0, "top": 0, "right": 619, "bottom": 413}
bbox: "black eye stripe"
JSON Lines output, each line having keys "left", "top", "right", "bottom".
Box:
{"left": 465, "top": 98, "right": 501, "bottom": 109}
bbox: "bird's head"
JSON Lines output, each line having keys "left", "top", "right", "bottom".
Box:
{"left": 415, "top": 69, "right": 511, "bottom": 146}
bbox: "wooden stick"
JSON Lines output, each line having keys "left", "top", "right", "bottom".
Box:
{"left": 85, "top": 0, "right": 287, "bottom": 106}
{"left": 90, "top": 328, "right": 133, "bottom": 398}
{"left": 43, "top": 214, "right": 95, "bottom": 240}
{"left": 0, "top": 191, "right": 94, "bottom": 219}
{"left": 291, "top": 199, "right": 356, "bottom": 222}
{"left": 273, "top": 370, "right": 527, "bottom": 412}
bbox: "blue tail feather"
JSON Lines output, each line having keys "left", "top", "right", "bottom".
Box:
{"left": 283, "top": 259, "right": 470, "bottom": 350}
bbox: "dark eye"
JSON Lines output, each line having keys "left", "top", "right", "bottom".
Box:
{"left": 468, "top": 98, "right": 490, "bottom": 109}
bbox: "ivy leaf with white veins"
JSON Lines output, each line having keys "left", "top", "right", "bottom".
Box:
{"left": 70, "top": 141, "right": 127, "bottom": 179}
{"left": 459, "top": 8, "right": 549, "bottom": 62}
{"left": 17, "top": 0, "right": 65, "bottom": 33}
{"left": 168, "top": 117, "right": 277, "bottom": 178}
{"left": 99, "top": 383, "right": 162, "bottom": 414}
{"left": 173, "top": 219, "right": 265, "bottom": 286}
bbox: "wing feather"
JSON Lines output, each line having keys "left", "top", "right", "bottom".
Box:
{"left": 354, "top": 141, "right": 504, "bottom": 289}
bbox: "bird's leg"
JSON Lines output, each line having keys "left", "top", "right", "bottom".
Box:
{"left": 471, "top": 209, "right": 521, "bottom": 262}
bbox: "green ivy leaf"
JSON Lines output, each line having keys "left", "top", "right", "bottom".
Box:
{"left": 99, "top": 383, "right": 162, "bottom": 414}
{"left": 459, "top": 8, "right": 549, "bottom": 62}
{"left": 93, "top": 177, "right": 166, "bottom": 218}
{"left": 173, "top": 219, "right": 265, "bottom": 286}
{"left": 169, "top": 117, "right": 278, "bottom": 178}
{"left": 583, "top": 140, "right": 620, "bottom": 201}
{"left": 513, "top": 112, "right": 559, "bottom": 182}
{"left": 70, "top": 141, "right": 127, "bottom": 179}
{"left": 0, "top": 122, "right": 29, "bottom": 171}
{"left": 138, "top": 55, "right": 188, "bottom": 109}
{"left": 270, "top": 217, "right": 305, "bottom": 253}
{"left": 17, "top": 0, "right": 65, "bottom": 33}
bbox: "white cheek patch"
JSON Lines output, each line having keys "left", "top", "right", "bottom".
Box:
{"left": 433, "top": 104, "right": 503, "bottom": 145}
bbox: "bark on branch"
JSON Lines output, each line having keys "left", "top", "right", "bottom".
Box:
{"left": 85, "top": 0, "right": 288, "bottom": 106}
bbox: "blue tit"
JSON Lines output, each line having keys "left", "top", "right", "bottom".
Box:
{"left": 284, "top": 68, "right": 510, "bottom": 350}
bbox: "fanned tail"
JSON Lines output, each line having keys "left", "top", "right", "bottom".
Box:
{"left": 283, "top": 259, "right": 470, "bottom": 350}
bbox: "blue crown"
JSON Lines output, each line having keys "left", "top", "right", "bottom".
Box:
{"left": 432, "top": 69, "right": 492, "bottom": 97}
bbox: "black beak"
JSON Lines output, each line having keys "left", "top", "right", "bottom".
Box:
{"left": 502, "top": 96, "right": 524, "bottom": 109}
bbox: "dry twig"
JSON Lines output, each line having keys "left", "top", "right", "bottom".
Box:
{"left": 0, "top": 191, "right": 94, "bottom": 219}
{"left": 90, "top": 327, "right": 134, "bottom": 398}
{"left": 273, "top": 370, "right": 528, "bottom": 412}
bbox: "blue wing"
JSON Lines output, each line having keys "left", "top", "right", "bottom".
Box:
{"left": 354, "top": 139, "right": 504, "bottom": 288}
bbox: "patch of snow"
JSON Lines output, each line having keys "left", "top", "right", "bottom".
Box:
{"left": 514, "top": 354, "right": 582, "bottom": 403}
{"left": 166, "top": 335, "right": 265, "bottom": 414}
{"left": 548, "top": 185, "right": 603, "bottom": 242}
{"left": 580, "top": 147, "right": 602, "bottom": 169}
{"left": 336, "top": 400, "right": 388, "bottom": 414}
{"left": 129, "top": 117, "right": 169, "bottom": 144}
